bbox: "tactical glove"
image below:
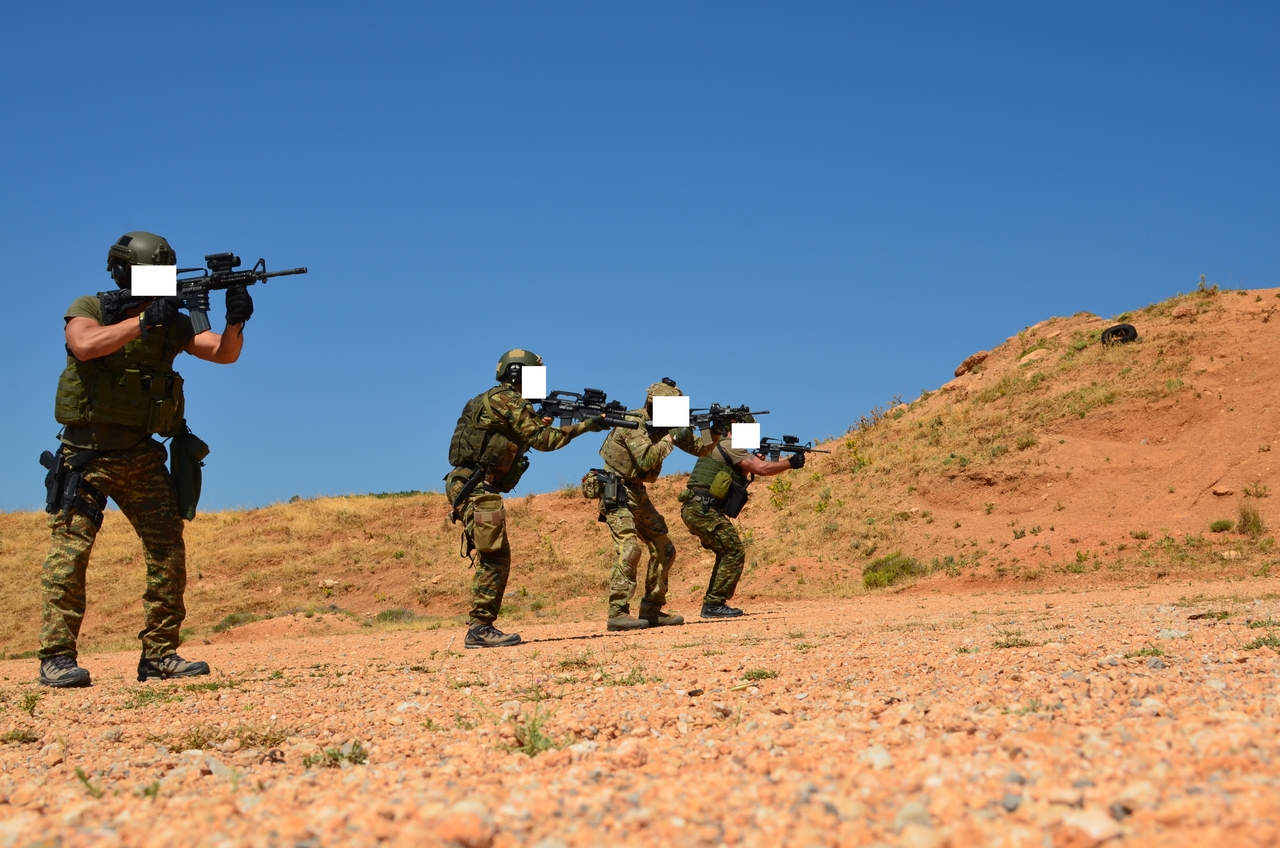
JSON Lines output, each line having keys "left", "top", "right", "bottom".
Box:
{"left": 142, "top": 297, "right": 179, "bottom": 330}
{"left": 584, "top": 415, "right": 608, "bottom": 432}
{"left": 788, "top": 451, "right": 806, "bottom": 469}
{"left": 225, "top": 285, "right": 254, "bottom": 325}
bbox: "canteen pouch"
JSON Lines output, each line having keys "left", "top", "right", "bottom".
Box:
{"left": 497, "top": 454, "right": 529, "bottom": 493}
{"left": 471, "top": 492, "right": 507, "bottom": 553}
{"left": 581, "top": 469, "right": 604, "bottom": 499}
{"left": 708, "top": 468, "right": 734, "bottom": 500}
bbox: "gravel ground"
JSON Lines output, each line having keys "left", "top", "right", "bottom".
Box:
{"left": 2, "top": 581, "right": 1279, "bottom": 847}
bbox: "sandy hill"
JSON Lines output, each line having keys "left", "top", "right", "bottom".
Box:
{"left": 2, "top": 283, "right": 1277, "bottom": 656}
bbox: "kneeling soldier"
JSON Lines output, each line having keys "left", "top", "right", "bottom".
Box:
{"left": 680, "top": 416, "right": 803, "bottom": 618}
{"left": 445, "top": 350, "right": 605, "bottom": 648}
{"left": 593, "top": 378, "right": 715, "bottom": 631}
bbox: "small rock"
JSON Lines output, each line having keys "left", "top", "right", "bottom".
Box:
{"left": 1020, "top": 348, "right": 1050, "bottom": 364}
{"left": 1172, "top": 303, "right": 1196, "bottom": 318}
{"left": 205, "top": 754, "right": 233, "bottom": 779}
{"left": 431, "top": 800, "right": 496, "bottom": 848}
{"left": 319, "top": 579, "right": 339, "bottom": 589}
{"left": 1212, "top": 486, "right": 1234, "bottom": 496}
{"left": 898, "top": 824, "right": 946, "bottom": 848}
{"left": 100, "top": 727, "right": 123, "bottom": 743}
{"left": 1001, "top": 793, "right": 1022, "bottom": 813}
{"left": 217, "top": 738, "right": 241, "bottom": 753}
{"left": 1005, "top": 771, "right": 1026, "bottom": 785}
{"left": 859, "top": 745, "right": 893, "bottom": 770}
{"left": 500, "top": 700, "right": 522, "bottom": 720}
{"left": 711, "top": 702, "right": 733, "bottom": 717}
{"left": 1062, "top": 806, "right": 1124, "bottom": 842}
{"left": 1146, "top": 657, "right": 1167, "bottom": 670}
{"left": 40, "top": 742, "right": 64, "bottom": 767}
{"left": 892, "top": 800, "right": 932, "bottom": 832}
{"left": 1157, "top": 629, "right": 1188, "bottom": 639}
{"left": 1219, "top": 550, "right": 1241, "bottom": 560}
{"left": 395, "top": 700, "right": 424, "bottom": 713}
{"left": 612, "top": 738, "right": 648, "bottom": 768}
{"left": 9, "top": 784, "right": 38, "bottom": 806}
{"left": 1047, "top": 788, "right": 1084, "bottom": 807}
{"left": 955, "top": 350, "right": 990, "bottom": 377}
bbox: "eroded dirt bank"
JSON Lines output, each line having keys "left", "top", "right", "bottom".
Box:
{"left": 3, "top": 579, "right": 1280, "bottom": 846}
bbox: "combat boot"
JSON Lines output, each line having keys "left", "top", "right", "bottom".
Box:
{"left": 138, "top": 653, "right": 210, "bottom": 681}
{"left": 700, "top": 603, "right": 744, "bottom": 619}
{"left": 638, "top": 604, "right": 685, "bottom": 627}
{"left": 465, "top": 622, "right": 522, "bottom": 649}
{"left": 607, "top": 612, "right": 650, "bottom": 631}
{"left": 39, "top": 655, "right": 91, "bottom": 688}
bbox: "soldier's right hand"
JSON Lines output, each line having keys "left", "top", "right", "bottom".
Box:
{"left": 142, "top": 298, "right": 179, "bottom": 329}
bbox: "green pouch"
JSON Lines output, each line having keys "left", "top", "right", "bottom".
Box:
{"left": 581, "top": 469, "right": 603, "bottom": 499}
{"left": 169, "top": 422, "right": 210, "bottom": 521}
{"left": 678, "top": 488, "right": 694, "bottom": 504}
{"left": 708, "top": 468, "right": 733, "bottom": 500}
{"left": 497, "top": 455, "right": 529, "bottom": 493}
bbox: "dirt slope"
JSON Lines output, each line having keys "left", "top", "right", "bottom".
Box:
{"left": 2, "top": 285, "right": 1278, "bottom": 656}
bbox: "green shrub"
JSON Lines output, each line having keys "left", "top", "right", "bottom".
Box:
{"left": 212, "top": 611, "right": 261, "bottom": 633}
{"left": 862, "top": 551, "right": 925, "bottom": 589}
{"left": 1239, "top": 501, "right": 1267, "bottom": 538}
{"left": 1210, "top": 519, "right": 1234, "bottom": 533}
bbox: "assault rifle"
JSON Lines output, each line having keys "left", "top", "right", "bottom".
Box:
{"left": 688, "top": 404, "right": 768, "bottom": 431}
{"left": 537, "top": 389, "right": 639, "bottom": 430}
{"left": 756, "top": 435, "right": 830, "bottom": 462}
{"left": 99, "top": 252, "right": 308, "bottom": 335}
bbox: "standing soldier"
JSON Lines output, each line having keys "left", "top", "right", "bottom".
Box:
{"left": 445, "top": 350, "right": 606, "bottom": 649}
{"left": 680, "top": 416, "right": 803, "bottom": 618}
{"left": 593, "top": 379, "right": 715, "bottom": 631}
{"left": 38, "top": 231, "right": 254, "bottom": 687}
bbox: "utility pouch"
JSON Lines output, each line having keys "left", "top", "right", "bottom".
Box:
{"left": 601, "top": 472, "right": 628, "bottom": 512}
{"left": 677, "top": 488, "right": 695, "bottom": 504}
{"left": 497, "top": 454, "right": 529, "bottom": 493}
{"left": 471, "top": 492, "right": 507, "bottom": 553}
{"left": 581, "top": 469, "right": 604, "bottom": 499}
{"left": 39, "top": 446, "right": 105, "bottom": 528}
{"left": 708, "top": 468, "right": 734, "bottom": 500}
{"left": 721, "top": 479, "right": 749, "bottom": 519}
{"left": 169, "top": 423, "right": 210, "bottom": 521}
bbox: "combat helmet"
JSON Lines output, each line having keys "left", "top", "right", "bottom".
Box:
{"left": 496, "top": 349, "right": 543, "bottom": 383}
{"left": 106, "top": 232, "right": 176, "bottom": 289}
{"left": 646, "top": 377, "right": 682, "bottom": 404}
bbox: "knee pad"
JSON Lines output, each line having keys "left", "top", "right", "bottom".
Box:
{"left": 623, "top": 541, "right": 643, "bottom": 568}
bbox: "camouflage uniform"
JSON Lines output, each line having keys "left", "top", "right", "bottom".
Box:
{"left": 41, "top": 295, "right": 194, "bottom": 662}
{"left": 599, "top": 417, "right": 711, "bottom": 617}
{"left": 445, "top": 384, "right": 593, "bottom": 625}
{"left": 680, "top": 499, "right": 746, "bottom": 606}
{"left": 41, "top": 439, "right": 186, "bottom": 660}
{"left": 680, "top": 439, "right": 753, "bottom": 606}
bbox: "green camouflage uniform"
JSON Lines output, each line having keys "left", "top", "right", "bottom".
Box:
{"left": 41, "top": 295, "right": 194, "bottom": 661}
{"left": 41, "top": 440, "right": 187, "bottom": 660}
{"left": 599, "top": 415, "right": 711, "bottom": 616}
{"left": 680, "top": 439, "right": 752, "bottom": 606}
{"left": 445, "top": 384, "right": 593, "bottom": 625}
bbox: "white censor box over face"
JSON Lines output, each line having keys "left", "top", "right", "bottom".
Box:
{"left": 731, "top": 422, "right": 760, "bottom": 451}
{"left": 130, "top": 265, "right": 177, "bottom": 297}
{"left": 651, "top": 395, "right": 690, "bottom": 428}
{"left": 520, "top": 366, "right": 547, "bottom": 400}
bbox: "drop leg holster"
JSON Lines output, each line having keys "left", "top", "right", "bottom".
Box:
{"left": 40, "top": 447, "right": 106, "bottom": 529}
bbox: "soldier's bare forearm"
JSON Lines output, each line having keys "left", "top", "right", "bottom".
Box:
{"left": 65, "top": 316, "right": 142, "bottom": 360}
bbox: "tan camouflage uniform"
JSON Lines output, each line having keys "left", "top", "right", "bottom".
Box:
{"left": 599, "top": 411, "right": 714, "bottom": 618}
{"left": 445, "top": 384, "right": 594, "bottom": 625}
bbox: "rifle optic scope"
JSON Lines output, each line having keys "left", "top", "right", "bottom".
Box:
{"left": 205, "top": 252, "right": 241, "bottom": 273}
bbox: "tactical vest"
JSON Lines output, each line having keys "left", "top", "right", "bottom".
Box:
{"left": 448, "top": 386, "right": 516, "bottom": 473}
{"left": 598, "top": 409, "right": 653, "bottom": 481}
{"left": 687, "top": 444, "right": 748, "bottom": 490}
{"left": 54, "top": 318, "right": 186, "bottom": 437}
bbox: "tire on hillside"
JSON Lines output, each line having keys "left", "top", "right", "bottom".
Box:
{"left": 1101, "top": 323, "right": 1138, "bottom": 346}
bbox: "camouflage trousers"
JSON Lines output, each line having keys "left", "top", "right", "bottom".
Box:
{"left": 446, "top": 473, "right": 511, "bottom": 626}
{"left": 680, "top": 499, "right": 745, "bottom": 606}
{"left": 40, "top": 439, "right": 187, "bottom": 661}
{"left": 604, "top": 482, "right": 676, "bottom": 617}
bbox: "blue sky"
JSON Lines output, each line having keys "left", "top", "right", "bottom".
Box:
{"left": 2, "top": 2, "right": 1276, "bottom": 511}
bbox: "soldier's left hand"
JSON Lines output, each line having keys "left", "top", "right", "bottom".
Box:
{"left": 584, "top": 415, "right": 608, "bottom": 432}
{"left": 225, "top": 285, "right": 254, "bottom": 325}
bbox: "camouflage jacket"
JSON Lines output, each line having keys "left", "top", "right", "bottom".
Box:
{"left": 599, "top": 409, "right": 714, "bottom": 484}
{"left": 448, "top": 384, "right": 590, "bottom": 485}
